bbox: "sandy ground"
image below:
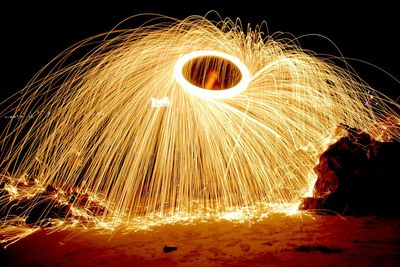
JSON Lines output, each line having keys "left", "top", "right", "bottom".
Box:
{"left": 1, "top": 214, "right": 400, "bottom": 266}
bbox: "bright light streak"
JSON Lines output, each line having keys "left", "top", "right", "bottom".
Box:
{"left": 174, "top": 50, "right": 251, "bottom": 98}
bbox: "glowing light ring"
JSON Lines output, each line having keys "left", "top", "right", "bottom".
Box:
{"left": 174, "top": 50, "right": 251, "bottom": 99}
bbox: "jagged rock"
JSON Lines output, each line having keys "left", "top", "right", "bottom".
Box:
{"left": 0, "top": 174, "right": 106, "bottom": 226}
{"left": 301, "top": 126, "right": 400, "bottom": 216}
{"left": 69, "top": 192, "right": 89, "bottom": 207}
{"left": 0, "top": 176, "right": 10, "bottom": 189}
{"left": 0, "top": 185, "right": 71, "bottom": 224}
{"left": 44, "top": 184, "right": 57, "bottom": 195}
{"left": 69, "top": 192, "right": 106, "bottom": 216}
{"left": 25, "top": 197, "right": 71, "bottom": 225}
{"left": 86, "top": 200, "right": 106, "bottom": 216}
{"left": 0, "top": 198, "right": 31, "bottom": 219}
{"left": 0, "top": 189, "right": 10, "bottom": 199}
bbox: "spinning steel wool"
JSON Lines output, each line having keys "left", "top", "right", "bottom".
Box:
{"left": 0, "top": 15, "right": 398, "bottom": 241}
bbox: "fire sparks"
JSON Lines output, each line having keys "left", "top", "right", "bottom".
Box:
{"left": 0, "top": 14, "right": 399, "bottom": 243}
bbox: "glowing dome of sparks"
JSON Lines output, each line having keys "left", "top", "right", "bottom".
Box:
{"left": 0, "top": 15, "right": 398, "bottom": 236}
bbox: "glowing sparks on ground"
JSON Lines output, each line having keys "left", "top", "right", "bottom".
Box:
{"left": 0, "top": 14, "right": 399, "bottom": 243}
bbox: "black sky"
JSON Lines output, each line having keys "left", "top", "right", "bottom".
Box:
{"left": 0, "top": 1, "right": 398, "bottom": 102}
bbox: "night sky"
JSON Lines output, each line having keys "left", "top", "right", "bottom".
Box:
{"left": 0, "top": 1, "right": 398, "bottom": 102}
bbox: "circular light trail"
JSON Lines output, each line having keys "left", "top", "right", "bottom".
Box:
{"left": 174, "top": 50, "right": 251, "bottom": 99}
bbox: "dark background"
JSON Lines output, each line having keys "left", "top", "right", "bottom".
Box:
{"left": 0, "top": 1, "right": 398, "bottom": 103}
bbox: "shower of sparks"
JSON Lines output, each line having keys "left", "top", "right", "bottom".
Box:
{"left": 0, "top": 14, "right": 399, "bottom": 243}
